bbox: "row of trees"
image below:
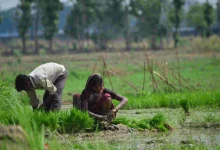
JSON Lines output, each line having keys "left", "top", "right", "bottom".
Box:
{"left": 17, "top": 0, "right": 62, "bottom": 54}
{"left": 5, "top": 0, "right": 219, "bottom": 54}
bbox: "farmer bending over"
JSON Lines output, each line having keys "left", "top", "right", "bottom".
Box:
{"left": 73, "top": 73, "right": 128, "bottom": 122}
{"left": 15, "top": 62, "right": 68, "bottom": 111}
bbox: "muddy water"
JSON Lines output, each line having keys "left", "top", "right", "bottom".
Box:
{"left": 61, "top": 105, "right": 220, "bottom": 149}
{"left": 134, "top": 127, "right": 220, "bottom": 149}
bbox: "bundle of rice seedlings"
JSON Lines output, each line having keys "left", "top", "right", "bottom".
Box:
{"left": 58, "top": 108, "right": 94, "bottom": 133}
{"left": 180, "top": 99, "right": 190, "bottom": 115}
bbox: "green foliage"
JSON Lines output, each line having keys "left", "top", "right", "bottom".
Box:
{"left": 40, "top": 0, "right": 63, "bottom": 40}
{"left": 125, "top": 91, "right": 220, "bottom": 109}
{"left": 111, "top": 116, "right": 130, "bottom": 125}
{"left": 17, "top": 0, "right": 32, "bottom": 37}
{"left": 187, "top": 3, "right": 207, "bottom": 37}
{"left": 65, "top": 0, "right": 97, "bottom": 39}
{"left": 90, "top": 0, "right": 127, "bottom": 49}
{"left": 204, "top": 114, "right": 215, "bottom": 122}
{"left": 0, "top": 76, "right": 45, "bottom": 149}
{"left": 187, "top": 2, "right": 214, "bottom": 37}
{"left": 17, "top": 0, "right": 32, "bottom": 53}
{"left": 131, "top": 0, "right": 162, "bottom": 38}
{"left": 32, "top": 111, "right": 60, "bottom": 131}
{"left": 203, "top": 1, "right": 214, "bottom": 37}
{"left": 149, "top": 113, "right": 167, "bottom": 131}
{"left": 217, "top": 1, "right": 220, "bottom": 26}
{"left": 59, "top": 108, "right": 94, "bottom": 133}
{"left": 169, "top": 0, "right": 185, "bottom": 48}
{"left": 0, "top": 76, "right": 95, "bottom": 148}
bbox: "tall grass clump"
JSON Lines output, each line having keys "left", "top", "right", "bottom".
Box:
{"left": 0, "top": 75, "right": 45, "bottom": 150}
{"left": 180, "top": 99, "right": 190, "bottom": 115}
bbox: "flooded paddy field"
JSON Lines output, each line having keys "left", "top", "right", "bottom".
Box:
{"left": 56, "top": 106, "right": 220, "bottom": 149}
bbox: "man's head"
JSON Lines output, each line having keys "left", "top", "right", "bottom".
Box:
{"left": 15, "top": 74, "right": 32, "bottom": 92}
{"left": 86, "top": 73, "right": 103, "bottom": 93}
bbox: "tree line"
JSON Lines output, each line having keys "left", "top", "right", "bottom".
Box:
{"left": 1, "top": 0, "right": 219, "bottom": 54}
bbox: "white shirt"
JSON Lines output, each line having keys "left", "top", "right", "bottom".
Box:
{"left": 27, "top": 62, "right": 66, "bottom": 107}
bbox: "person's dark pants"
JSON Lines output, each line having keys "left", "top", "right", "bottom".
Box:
{"left": 43, "top": 71, "right": 68, "bottom": 111}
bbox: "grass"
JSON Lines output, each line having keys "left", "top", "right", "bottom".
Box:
{"left": 1, "top": 50, "right": 220, "bottom": 110}
{"left": 1, "top": 51, "right": 220, "bottom": 97}
{"left": 0, "top": 77, "right": 44, "bottom": 150}
{"left": 0, "top": 48, "right": 219, "bottom": 149}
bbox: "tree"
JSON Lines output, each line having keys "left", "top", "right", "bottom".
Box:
{"left": 65, "top": 0, "right": 97, "bottom": 50}
{"left": 203, "top": 1, "right": 214, "bottom": 37}
{"left": 40, "top": 0, "right": 63, "bottom": 52}
{"left": 90, "top": 0, "right": 127, "bottom": 50}
{"left": 187, "top": 3, "right": 207, "bottom": 37}
{"left": 32, "top": 0, "right": 41, "bottom": 54}
{"left": 217, "top": 0, "right": 220, "bottom": 27}
{"left": 130, "top": 0, "right": 162, "bottom": 49}
{"left": 169, "top": 0, "right": 185, "bottom": 48}
{"left": 17, "top": 0, "right": 32, "bottom": 54}
{"left": 106, "top": 0, "right": 126, "bottom": 48}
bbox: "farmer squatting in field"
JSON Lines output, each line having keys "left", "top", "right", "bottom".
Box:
{"left": 15, "top": 62, "right": 68, "bottom": 111}
{"left": 73, "top": 73, "right": 128, "bottom": 122}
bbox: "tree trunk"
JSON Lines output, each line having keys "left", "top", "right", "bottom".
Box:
{"left": 22, "top": 37, "right": 27, "bottom": 54}
{"left": 174, "top": 9, "right": 180, "bottom": 48}
{"left": 49, "top": 39, "right": 53, "bottom": 53}
{"left": 159, "top": 37, "right": 164, "bottom": 49}
{"left": 34, "top": 8, "right": 39, "bottom": 54}
{"left": 151, "top": 29, "right": 157, "bottom": 50}
{"left": 82, "top": 0, "right": 86, "bottom": 51}
{"left": 76, "top": 16, "right": 80, "bottom": 50}
{"left": 125, "top": 7, "right": 131, "bottom": 51}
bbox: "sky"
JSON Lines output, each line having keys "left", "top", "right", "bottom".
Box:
{"left": 0, "top": 0, "right": 218, "bottom": 11}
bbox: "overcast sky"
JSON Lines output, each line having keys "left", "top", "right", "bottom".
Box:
{"left": 0, "top": 0, "right": 218, "bottom": 11}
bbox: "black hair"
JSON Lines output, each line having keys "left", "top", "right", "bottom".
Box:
{"left": 15, "top": 74, "right": 29, "bottom": 92}
{"left": 86, "top": 74, "right": 103, "bottom": 92}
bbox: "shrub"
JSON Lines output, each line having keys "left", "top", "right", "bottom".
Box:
{"left": 190, "top": 36, "right": 220, "bottom": 52}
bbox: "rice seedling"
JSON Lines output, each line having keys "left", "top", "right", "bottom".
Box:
{"left": 32, "top": 111, "right": 60, "bottom": 131}
{"left": 58, "top": 108, "right": 94, "bottom": 133}
{"left": 0, "top": 76, "right": 45, "bottom": 150}
{"left": 180, "top": 99, "right": 190, "bottom": 115}
{"left": 113, "top": 113, "right": 169, "bottom": 132}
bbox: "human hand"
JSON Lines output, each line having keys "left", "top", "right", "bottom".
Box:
{"left": 109, "top": 109, "right": 117, "bottom": 119}
{"left": 101, "top": 115, "right": 110, "bottom": 122}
